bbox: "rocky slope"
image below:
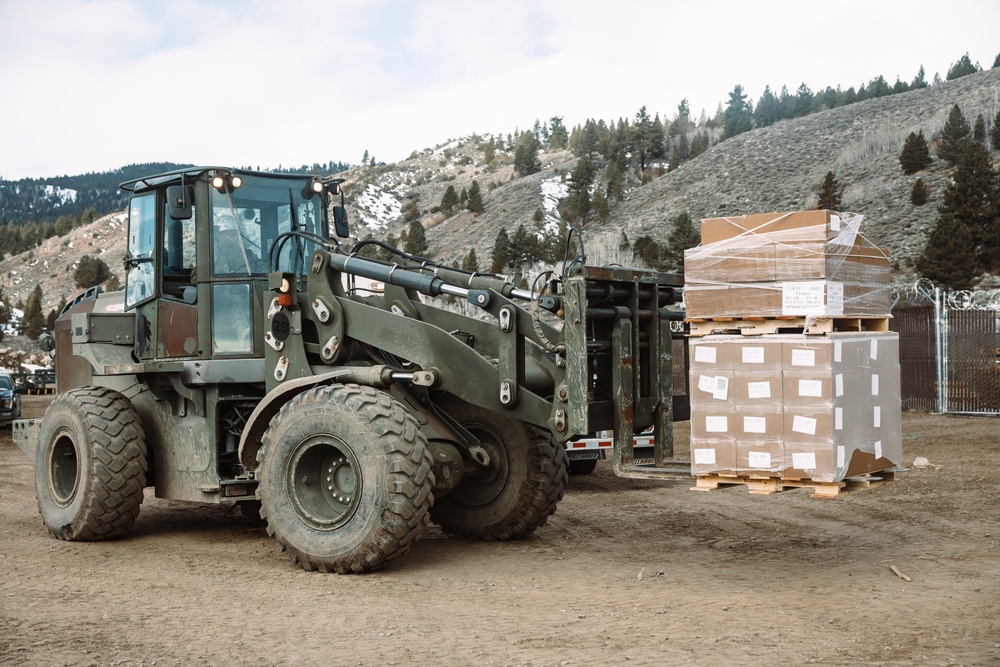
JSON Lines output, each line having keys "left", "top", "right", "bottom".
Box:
{"left": 2, "top": 68, "right": 999, "bottom": 320}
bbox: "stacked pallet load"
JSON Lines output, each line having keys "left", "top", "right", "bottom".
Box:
{"left": 683, "top": 211, "right": 901, "bottom": 496}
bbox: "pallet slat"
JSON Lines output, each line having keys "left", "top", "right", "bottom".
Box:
{"left": 686, "top": 316, "right": 890, "bottom": 337}
{"left": 690, "top": 470, "right": 897, "bottom": 497}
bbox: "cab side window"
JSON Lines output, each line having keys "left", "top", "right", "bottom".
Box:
{"left": 125, "top": 194, "right": 157, "bottom": 310}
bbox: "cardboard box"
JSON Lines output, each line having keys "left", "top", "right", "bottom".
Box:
{"left": 736, "top": 438, "right": 785, "bottom": 474}
{"left": 690, "top": 440, "right": 738, "bottom": 475}
{"left": 701, "top": 210, "right": 856, "bottom": 245}
{"left": 684, "top": 244, "right": 776, "bottom": 283}
{"left": 730, "top": 370, "right": 784, "bottom": 407}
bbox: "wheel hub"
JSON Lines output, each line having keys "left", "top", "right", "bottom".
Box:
{"left": 48, "top": 432, "right": 80, "bottom": 507}
{"left": 286, "top": 435, "right": 361, "bottom": 530}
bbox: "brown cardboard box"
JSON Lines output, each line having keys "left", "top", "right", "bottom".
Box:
{"left": 736, "top": 438, "right": 785, "bottom": 474}
{"left": 730, "top": 370, "right": 784, "bottom": 407}
{"left": 690, "top": 440, "right": 738, "bottom": 475}
{"left": 689, "top": 405, "right": 736, "bottom": 441}
{"left": 701, "top": 210, "right": 854, "bottom": 245}
{"left": 683, "top": 282, "right": 783, "bottom": 319}
{"left": 732, "top": 338, "right": 783, "bottom": 370}
{"left": 684, "top": 244, "right": 776, "bottom": 283}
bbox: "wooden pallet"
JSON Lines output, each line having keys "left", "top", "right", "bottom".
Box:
{"left": 686, "top": 316, "right": 890, "bottom": 337}
{"left": 690, "top": 469, "right": 898, "bottom": 498}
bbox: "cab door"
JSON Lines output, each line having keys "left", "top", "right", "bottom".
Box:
{"left": 124, "top": 193, "right": 158, "bottom": 360}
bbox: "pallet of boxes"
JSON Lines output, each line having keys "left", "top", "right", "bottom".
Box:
{"left": 683, "top": 210, "right": 902, "bottom": 497}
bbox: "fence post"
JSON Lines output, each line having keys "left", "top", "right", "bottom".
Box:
{"left": 934, "top": 286, "right": 947, "bottom": 414}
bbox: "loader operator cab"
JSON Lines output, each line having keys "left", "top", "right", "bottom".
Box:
{"left": 119, "top": 167, "right": 348, "bottom": 362}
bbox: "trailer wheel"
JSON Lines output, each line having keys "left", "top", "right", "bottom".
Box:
{"left": 568, "top": 458, "right": 598, "bottom": 475}
{"left": 35, "top": 387, "right": 147, "bottom": 541}
{"left": 430, "top": 400, "right": 568, "bottom": 540}
{"left": 257, "top": 384, "right": 434, "bottom": 573}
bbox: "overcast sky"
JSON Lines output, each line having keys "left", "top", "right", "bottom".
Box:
{"left": 1, "top": 0, "right": 997, "bottom": 180}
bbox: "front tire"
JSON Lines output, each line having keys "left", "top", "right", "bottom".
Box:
{"left": 430, "top": 400, "right": 568, "bottom": 540}
{"left": 257, "top": 384, "right": 434, "bottom": 573}
{"left": 35, "top": 387, "right": 148, "bottom": 541}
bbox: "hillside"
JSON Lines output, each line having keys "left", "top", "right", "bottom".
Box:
{"left": 2, "top": 68, "right": 999, "bottom": 320}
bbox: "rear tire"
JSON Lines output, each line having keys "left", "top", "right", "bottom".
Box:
{"left": 35, "top": 387, "right": 147, "bottom": 541}
{"left": 257, "top": 384, "right": 434, "bottom": 573}
{"left": 430, "top": 400, "right": 568, "bottom": 540}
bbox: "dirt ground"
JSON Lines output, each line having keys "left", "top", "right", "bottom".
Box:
{"left": 1, "top": 398, "right": 998, "bottom": 667}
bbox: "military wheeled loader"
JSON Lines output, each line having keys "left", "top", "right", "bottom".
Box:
{"left": 13, "top": 166, "right": 687, "bottom": 573}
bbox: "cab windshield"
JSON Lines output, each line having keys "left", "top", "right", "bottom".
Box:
{"left": 210, "top": 176, "right": 327, "bottom": 277}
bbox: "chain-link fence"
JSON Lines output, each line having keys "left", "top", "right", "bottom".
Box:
{"left": 891, "top": 280, "right": 1000, "bottom": 415}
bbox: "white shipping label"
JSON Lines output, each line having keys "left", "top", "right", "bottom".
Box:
{"left": 748, "top": 451, "right": 771, "bottom": 469}
{"left": 870, "top": 338, "right": 879, "bottom": 360}
{"left": 872, "top": 374, "right": 880, "bottom": 396}
{"left": 698, "top": 375, "right": 717, "bottom": 394}
{"left": 826, "top": 282, "right": 844, "bottom": 316}
{"left": 782, "top": 281, "right": 827, "bottom": 316}
{"left": 705, "top": 416, "right": 728, "bottom": 433}
{"left": 694, "top": 346, "right": 717, "bottom": 364}
{"left": 791, "top": 349, "right": 816, "bottom": 367}
{"left": 874, "top": 405, "right": 881, "bottom": 428}
{"left": 743, "top": 416, "right": 767, "bottom": 434}
{"left": 835, "top": 407, "right": 843, "bottom": 431}
{"left": 834, "top": 340, "right": 842, "bottom": 363}
{"left": 837, "top": 445, "right": 846, "bottom": 468}
{"left": 792, "top": 414, "right": 817, "bottom": 435}
{"left": 835, "top": 373, "right": 844, "bottom": 397}
{"left": 874, "top": 440, "right": 883, "bottom": 459}
{"left": 742, "top": 346, "right": 765, "bottom": 364}
{"left": 799, "top": 379, "right": 823, "bottom": 398}
{"left": 830, "top": 214, "right": 841, "bottom": 231}
{"left": 792, "top": 452, "right": 817, "bottom": 469}
{"left": 693, "top": 448, "right": 717, "bottom": 465}
{"left": 746, "top": 381, "right": 772, "bottom": 399}
{"left": 712, "top": 376, "right": 730, "bottom": 401}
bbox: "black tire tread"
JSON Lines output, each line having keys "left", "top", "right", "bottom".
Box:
{"left": 257, "top": 384, "right": 433, "bottom": 573}
{"left": 38, "top": 386, "right": 147, "bottom": 541}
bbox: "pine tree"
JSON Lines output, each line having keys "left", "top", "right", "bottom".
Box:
{"left": 992, "top": 110, "right": 1000, "bottom": 150}
{"left": 21, "top": 283, "right": 45, "bottom": 339}
{"left": 918, "top": 139, "right": 1000, "bottom": 281}
{"left": 440, "top": 185, "right": 459, "bottom": 215}
{"left": 513, "top": 131, "right": 542, "bottom": 176}
{"left": 817, "top": 171, "right": 844, "bottom": 210}
{"left": 73, "top": 254, "right": 111, "bottom": 288}
{"left": 483, "top": 138, "right": 496, "bottom": 164}
{"left": 490, "top": 228, "right": 510, "bottom": 273}
{"left": 466, "top": 180, "right": 484, "bottom": 214}
{"left": 629, "top": 106, "right": 659, "bottom": 170}
{"left": 911, "top": 65, "right": 928, "bottom": 89}
{"left": 753, "top": 86, "right": 780, "bottom": 128}
{"left": 403, "top": 219, "right": 428, "bottom": 256}
{"left": 664, "top": 212, "right": 699, "bottom": 272}
{"left": 723, "top": 85, "right": 753, "bottom": 139}
{"left": 946, "top": 53, "right": 980, "bottom": 80}
{"left": 899, "top": 130, "right": 932, "bottom": 174}
{"left": 910, "top": 179, "right": 929, "bottom": 206}
{"left": 548, "top": 117, "right": 569, "bottom": 151}
{"left": 565, "top": 155, "right": 596, "bottom": 223}
{"left": 915, "top": 205, "right": 979, "bottom": 288}
{"left": 510, "top": 224, "right": 536, "bottom": 266}
{"left": 973, "top": 114, "right": 987, "bottom": 144}
{"left": 938, "top": 104, "right": 971, "bottom": 164}
{"left": 461, "top": 248, "right": 479, "bottom": 272}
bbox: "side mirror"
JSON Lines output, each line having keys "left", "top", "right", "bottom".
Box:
{"left": 38, "top": 332, "right": 55, "bottom": 353}
{"left": 332, "top": 205, "right": 350, "bottom": 239}
{"left": 166, "top": 185, "right": 194, "bottom": 220}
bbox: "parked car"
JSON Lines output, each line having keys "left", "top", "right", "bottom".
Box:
{"left": 0, "top": 373, "right": 21, "bottom": 424}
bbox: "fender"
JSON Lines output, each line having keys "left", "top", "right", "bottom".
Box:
{"left": 237, "top": 366, "right": 392, "bottom": 471}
